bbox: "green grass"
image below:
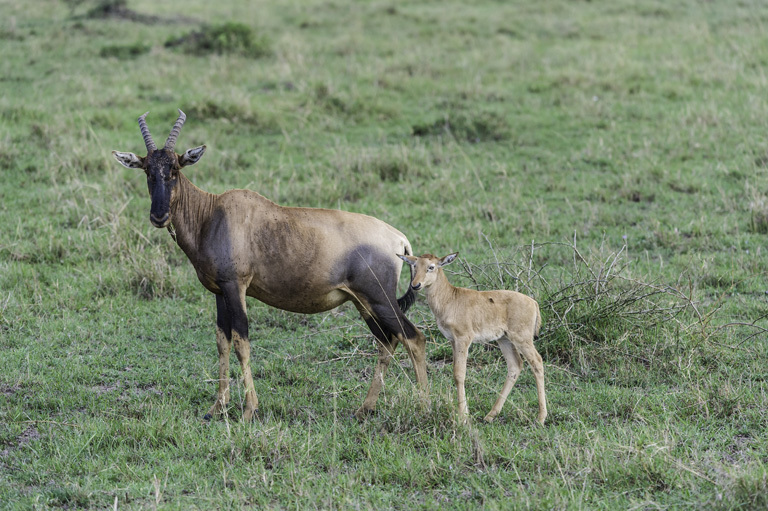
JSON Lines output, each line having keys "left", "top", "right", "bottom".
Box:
{"left": 2, "top": 0, "right": 768, "bottom": 508}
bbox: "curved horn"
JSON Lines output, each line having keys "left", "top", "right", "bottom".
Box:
{"left": 137, "top": 111, "right": 157, "bottom": 152}
{"left": 164, "top": 109, "right": 187, "bottom": 150}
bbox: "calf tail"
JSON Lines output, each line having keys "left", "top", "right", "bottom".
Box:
{"left": 533, "top": 302, "right": 542, "bottom": 341}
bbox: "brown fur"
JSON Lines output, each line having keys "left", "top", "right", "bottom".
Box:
{"left": 113, "top": 110, "right": 427, "bottom": 421}
{"left": 400, "top": 252, "right": 547, "bottom": 425}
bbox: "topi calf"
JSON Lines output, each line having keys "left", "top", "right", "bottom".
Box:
{"left": 399, "top": 252, "right": 547, "bottom": 425}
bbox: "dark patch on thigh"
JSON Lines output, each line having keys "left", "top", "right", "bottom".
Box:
{"left": 369, "top": 301, "right": 420, "bottom": 339}
{"left": 335, "top": 244, "right": 398, "bottom": 296}
{"left": 340, "top": 245, "right": 419, "bottom": 339}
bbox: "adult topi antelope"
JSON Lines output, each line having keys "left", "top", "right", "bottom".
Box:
{"left": 112, "top": 109, "right": 427, "bottom": 421}
{"left": 399, "top": 252, "right": 547, "bottom": 425}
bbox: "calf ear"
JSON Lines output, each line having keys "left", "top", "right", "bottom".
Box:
{"left": 439, "top": 252, "right": 459, "bottom": 267}
{"left": 179, "top": 145, "right": 206, "bottom": 167}
{"left": 398, "top": 254, "right": 418, "bottom": 266}
{"left": 112, "top": 151, "right": 145, "bottom": 169}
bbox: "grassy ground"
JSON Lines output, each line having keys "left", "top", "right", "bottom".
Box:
{"left": 1, "top": 0, "right": 767, "bottom": 508}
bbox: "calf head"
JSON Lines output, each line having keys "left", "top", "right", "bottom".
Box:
{"left": 112, "top": 110, "right": 206, "bottom": 228}
{"left": 398, "top": 252, "right": 458, "bottom": 290}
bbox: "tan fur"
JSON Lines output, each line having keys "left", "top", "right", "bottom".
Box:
{"left": 113, "top": 111, "right": 427, "bottom": 421}
{"left": 400, "top": 252, "right": 547, "bottom": 425}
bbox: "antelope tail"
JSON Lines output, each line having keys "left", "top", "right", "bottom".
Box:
{"left": 397, "top": 246, "right": 417, "bottom": 313}
{"left": 397, "top": 286, "right": 416, "bottom": 313}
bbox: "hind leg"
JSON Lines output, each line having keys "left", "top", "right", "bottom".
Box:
{"left": 373, "top": 302, "right": 429, "bottom": 404}
{"left": 353, "top": 299, "right": 428, "bottom": 417}
{"left": 397, "top": 326, "right": 428, "bottom": 393}
{"left": 356, "top": 320, "right": 398, "bottom": 418}
{"left": 513, "top": 336, "right": 547, "bottom": 425}
{"left": 395, "top": 326, "right": 429, "bottom": 413}
{"left": 484, "top": 337, "right": 523, "bottom": 422}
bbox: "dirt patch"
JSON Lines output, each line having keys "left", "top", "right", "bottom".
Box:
{"left": 0, "top": 383, "right": 20, "bottom": 396}
{"left": 1, "top": 426, "right": 41, "bottom": 459}
{"left": 92, "top": 382, "right": 121, "bottom": 395}
{"left": 92, "top": 381, "right": 163, "bottom": 399}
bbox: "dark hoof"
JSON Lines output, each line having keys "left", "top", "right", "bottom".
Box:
{"left": 353, "top": 408, "right": 375, "bottom": 421}
{"left": 203, "top": 413, "right": 213, "bottom": 421}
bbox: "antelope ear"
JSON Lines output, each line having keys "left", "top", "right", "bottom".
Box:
{"left": 439, "top": 252, "right": 458, "bottom": 267}
{"left": 179, "top": 145, "right": 206, "bottom": 167}
{"left": 112, "top": 151, "right": 144, "bottom": 169}
{"left": 398, "top": 254, "right": 417, "bottom": 266}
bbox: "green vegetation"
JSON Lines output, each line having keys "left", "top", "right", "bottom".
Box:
{"left": 99, "top": 42, "right": 151, "bottom": 59}
{"left": 1, "top": 0, "right": 767, "bottom": 508}
{"left": 165, "top": 23, "right": 271, "bottom": 59}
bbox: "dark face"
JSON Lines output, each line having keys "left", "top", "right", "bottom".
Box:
{"left": 145, "top": 149, "right": 180, "bottom": 228}
{"left": 112, "top": 109, "right": 206, "bottom": 230}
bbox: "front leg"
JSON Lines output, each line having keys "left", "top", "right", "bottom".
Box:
{"left": 452, "top": 338, "right": 472, "bottom": 422}
{"left": 205, "top": 295, "right": 232, "bottom": 420}
{"left": 220, "top": 282, "right": 259, "bottom": 422}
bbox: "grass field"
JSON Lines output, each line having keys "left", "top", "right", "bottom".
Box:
{"left": 1, "top": 0, "right": 768, "bottom": 508}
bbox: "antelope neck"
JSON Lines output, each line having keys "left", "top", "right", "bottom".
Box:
{"left": 169, "top": 173, "right": 217, "bottom": 255}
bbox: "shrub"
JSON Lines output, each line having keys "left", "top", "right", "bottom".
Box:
{"left": 453, "top": 239, "right": 695, "bottom": 374}
{"left": 749, "top": 196, "right": 768, "bottom": 234}
{"left": 165, "top": 23, "right": 271, "bottom": 58}
{"left": 412, "top": 110, "right": 510, "bottom": 143}
{"left": 99, "top": 42, "right": 151, "bottom": 59}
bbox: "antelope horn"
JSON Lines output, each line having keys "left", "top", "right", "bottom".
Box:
{"left": 137, "top": 111, "right": 157, "bottom": 152}
{"left": 164, "top": 109, "right": 187, "bottom": 150}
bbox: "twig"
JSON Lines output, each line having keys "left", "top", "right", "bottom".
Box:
{"left": 15, "top": 419, "right": 82, "bottom": 429}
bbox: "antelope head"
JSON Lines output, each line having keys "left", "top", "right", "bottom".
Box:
{"left": 398, "top": 252, "right": 458, "bottom": 291}
{"left": 112, "top": 109, "right": 206, "bottom": 228}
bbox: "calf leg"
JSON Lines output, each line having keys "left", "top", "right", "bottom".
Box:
{"left": 220, "top": 282, "right": 259, "bottom": 422}
{"left": 514, "top": 338, "right": 547, "bottom": 425}
{"left": 205, "top": 295, "right": 232, "bottom": 420}
{"left": 484, "top": 337, "right": 522, "bottom": 422}
{"left": 452, "top": 338, "right": 472, "bottom": 422}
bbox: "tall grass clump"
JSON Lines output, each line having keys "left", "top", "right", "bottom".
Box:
{"left": 412, "top": 109, "right": 511, "bottom": 143}
{"left": 165, "top": 22, "right": 271, "bottom": 58}
{"left": 748, "top": 194, "right": 768, "bottom": 234}
{"left": 450, "top": 237, "right": 698, "bottom": 383}
{"left": 99, "top": 42, "right": 150, "bottom": 59}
